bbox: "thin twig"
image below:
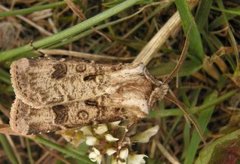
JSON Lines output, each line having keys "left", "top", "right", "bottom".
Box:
{"left": 0, "top": 104, "right": 10, "bottom": 118}
{"left": 0, "top": 5, "right": 52, "bottom": 36}
{"left": 40, "top": 49, "right": 134, "bottom": 61}
{"left": 64, "top": 0, "right": 86, "bottom": 20}
{"left": 155, "top": 140, "right": 180, "bottom": 164}
{"left": 164, "top": 91, "right": 206, "bottom": 145}
{"left": 163, "top": 37, "right": 189, "bottom": 84}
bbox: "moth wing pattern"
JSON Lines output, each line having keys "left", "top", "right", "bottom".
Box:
{"left": 10, "top": 99, "right": 59, "bottom": 135}
{"left": 10, "top": 98, "right": 147, "bottom": 135}
{"left": 10, "top": 58, "right": 140, "bottom": 108}
{"left": 10, "top": 57, "right": 168, "bottom": 134}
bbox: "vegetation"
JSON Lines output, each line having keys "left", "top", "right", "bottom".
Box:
{"left": 0, "top": 0, "right": 240, "bottom": 163}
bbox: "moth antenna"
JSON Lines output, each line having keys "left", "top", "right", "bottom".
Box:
{"left": 163, "top": 21, "right": 194, "bottom": 85}
{"left": 164, "top": 89, "right": 206, "bottom": 145}
{"left": 163, "top": 37, "right": 189, "bottom": 84}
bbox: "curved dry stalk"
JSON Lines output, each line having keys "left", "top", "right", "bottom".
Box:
{"left": 164, "top": 91, "right": 206, "bottom": 144}
{"left": 40, "top": 49, "right": 134, "bottom": 61}
{"left": 155, "top": 140, "right": 180, "bottom": 164}
{"left": 163, "top": 37, "right": 189, "bottom": 84}
{"left": 64, "top": 0, "right": 86, "bottom": 20}
{"left": 0, "top": 5, "right": 53, "bottom": 36}
{"left": 133, "top": 0, "right": 199, "bottom": 65}
{"left": 132, "top": 0, "right": 205, "bottom": 142}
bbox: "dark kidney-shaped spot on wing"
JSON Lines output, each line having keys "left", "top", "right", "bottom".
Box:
{"left": 83, "top": 74, "right": 97, "bottom": 81}
{"left": 52, "top": 105, "right": 69, "bottom": 124}
{"left": 84, "top": 99, "right": 98, "bottom": 106}
{"left": 51, "top": 63, "right": 67, "bottom": 79}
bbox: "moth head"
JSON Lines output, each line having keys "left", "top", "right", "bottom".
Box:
{"left": 142, "top": 67, "right": 169, "bottom": 107}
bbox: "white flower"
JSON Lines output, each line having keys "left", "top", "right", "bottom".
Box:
{"left": 94, "top": 124, "right": 108, "bottom": 135}
{"left": 86, "top": 136, "right": 98, "bottom": 146}
{"left": 89, "top": 148, "right": 102, "bottom": 164}
{"left": 128, "top": 154, "right": 147, "bottom": 164}
{"left": 131, "top": 125, "right": 159, "bottom": 143}
{"left": 106, "top": 148, "right": 117, "bottom": 156}
{"left": 110, "top": 121, "right": 121, "bottom": 127}
{"left": 119, "top": 148, "right": 129, "bottom": 161}
{"left": 80, "top": 126, "right": 93, "bottom": 135}
{"left": 112, "top": 158, "right": 126, "bottom": 164}
{"left": 105, "top": 134, "right": 119, "bottom": 142}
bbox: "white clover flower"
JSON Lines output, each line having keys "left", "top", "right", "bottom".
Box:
{"left": 112, "top": 158, "right": 126, "bottom": 164}
{"left": 106, "top": 148, "right": 117, "bottom": 156}
{"left": 80, "top": 126, "right": 93, "bottom": 135}
{"left": 119, "top": 148, "right": 129, "bottom": 161}
{"left": 86, "top": 136, "right": 98, "bottom": 146}
{"left": 131, "top": 125, "right": 159, "bottom": 143}
{"left": 105, "top": 134, "right": 119, "bottom": 142}
{"left": 94, "top": 124, "right": 108, "bottom": 135}
{"left": 128, "top": 154, "right": 147, "bottom": 164}
{"left": 89, "top": 148, "right": 102, "bottom": 164}
{"left": 110, "top": 121, "right": 121, "bottom": 127}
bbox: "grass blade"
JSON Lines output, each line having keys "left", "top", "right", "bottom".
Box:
{"left": 0, "top": 134, "right": 19, "bottom": 164}
{"left": 32, "top": 136, "right": 92, "bottom": 163}
{"left": 0, "top": 1, "right": 66, "bottom": 18}
{"left": 0, "top": 0, "right": 141, "bottom": 62}
{"left": 184, "top": 91, "right": 218, "bottom": 164}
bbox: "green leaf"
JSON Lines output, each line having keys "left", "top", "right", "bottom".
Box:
{"left": 175, "top": 0, "right": 205, "bottom": 62}
{"left": 195, "top": 129, "right": 240, "bottom": 164}
{"left": 150, "top": 60, "right": 202, "bottom": 77}
{"left": 195, "top": 0, "right": 213, "bottom": 31}
{"left": 184, "top": 91, "right": 218, "bottom": 164}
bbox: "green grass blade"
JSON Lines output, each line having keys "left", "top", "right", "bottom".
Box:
{"left": 0, "top": 1, "right": 66, "bottom": 18}
{"left": 184, "top": 91, "right": 218, "bottom": 164}
{"left": 32, "top": 136, "right": 92, "bottom": 163}
{"left": 0, "top": 135, "right": 19, "bottom": 164}
{"left": 175, "top": 0, "right": 205, "bottom": 61}
{"left": 195, "top": 129, "right": 240, "bottom": 164}
{"left": 25, "top": 139, "right": 34, "bottom": 164}
{"left": 195, "top": 0, "right": 213, "bottom": 31}
{"left": 0, "top": 0, "right": 141, "bottom": 62}
{"left": 150, "top": 60, "right": 202, "bottom": 77}
{"left": 0, "top": 68, "right": 11, "bottom": 84}
{"left": 211, "top": 6, "right": 240, "bottom": 16}
{"left": 151, "top": 90, "right": 237, "bottom": 117}
{"left": 209, "top": 14, "right": 237, "bottom": 30}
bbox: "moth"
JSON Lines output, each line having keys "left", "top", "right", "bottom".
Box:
{"left": 9, "top": 57, "right": 168, "bottom": 135}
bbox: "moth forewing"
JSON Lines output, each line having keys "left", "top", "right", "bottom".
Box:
{"left": 10, "top": 58, "right": 154, "bottom": 109}
{"left": 10, "top": 97, "right": 147, "bottom": 135}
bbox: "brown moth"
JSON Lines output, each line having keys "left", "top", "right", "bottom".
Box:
{"left": 10, "top": 57, "right": 168, "bottom": 135}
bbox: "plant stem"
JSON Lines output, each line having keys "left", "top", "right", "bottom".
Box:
{"left": 0, "top": 0, "right": 141, "bottom": 62}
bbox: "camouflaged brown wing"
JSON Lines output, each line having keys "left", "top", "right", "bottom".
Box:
{"left": 10, "top": 58, "right": 146, "bottom": 108}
